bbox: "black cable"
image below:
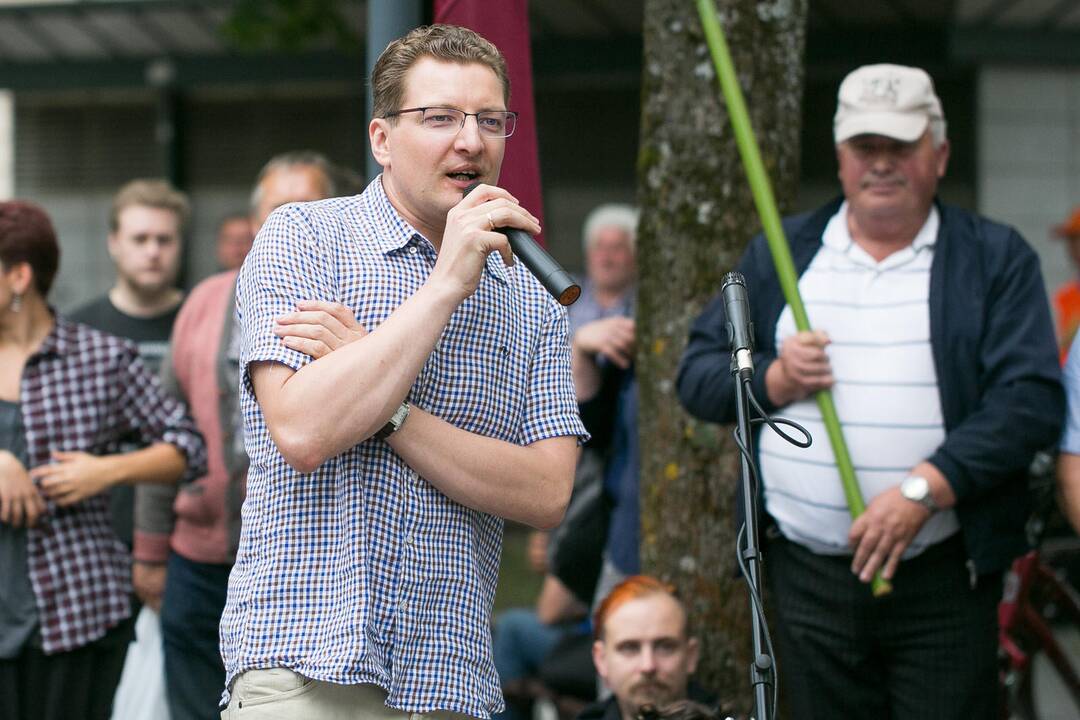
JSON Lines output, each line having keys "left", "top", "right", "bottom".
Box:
{"left": 746, "top": 382, "right": 811, "bottom": 449}
{"left": 735, "top": 522, "right": 778, "bottom": 720}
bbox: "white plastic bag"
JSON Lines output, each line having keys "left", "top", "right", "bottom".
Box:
{"left": 110, "top": 606, "right": 171, "bottom": 720}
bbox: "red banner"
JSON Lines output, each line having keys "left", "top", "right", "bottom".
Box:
{"left": 433, "top": 0, "right": 545, "bottom": 245}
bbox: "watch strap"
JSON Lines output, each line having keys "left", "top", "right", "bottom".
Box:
{"left": 375, "top": 401, "right": 410, "bottom": 440}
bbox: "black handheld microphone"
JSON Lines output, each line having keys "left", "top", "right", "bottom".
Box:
{"left": 722, "top": 271, "right": 755, "bottom": 380}
{"left": 463, "top": 183, "right": 580, "bottom": 306}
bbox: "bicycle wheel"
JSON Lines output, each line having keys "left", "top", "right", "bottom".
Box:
{"left": 1014, "top": 624, "right": 1080, "bottom": 720}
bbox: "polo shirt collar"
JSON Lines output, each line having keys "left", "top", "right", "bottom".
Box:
{"left": 824, "top": 201, "right": 940, "bottom": 264}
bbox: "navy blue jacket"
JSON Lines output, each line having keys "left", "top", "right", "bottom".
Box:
{"left": 677, "top": 198, "right": 1065, "bottom": 575}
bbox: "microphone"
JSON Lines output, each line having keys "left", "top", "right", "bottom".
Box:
{"left": 722, "top": 271, "right": 755, "bottom": 380}
{"left": 463, "top": 183, "right": 580, "bottom": 306}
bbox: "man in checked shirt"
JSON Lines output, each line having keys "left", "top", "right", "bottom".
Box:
{"left": 219, "top": 24, "right": 587, "bottom": 720}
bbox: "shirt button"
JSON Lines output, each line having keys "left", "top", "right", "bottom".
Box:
{"left": 408, "top": 245, "right": 418, "bottom": 254}
{"left": 404, "top": 535, "right": 414, "bottom": 546}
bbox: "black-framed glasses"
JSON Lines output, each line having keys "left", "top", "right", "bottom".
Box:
{"left": 384, "top": 106, "right": 518, "bottom": 138}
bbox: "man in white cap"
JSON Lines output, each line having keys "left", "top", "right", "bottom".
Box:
{"left": 677, "top": 64, "right": 1063, "bottom": 718}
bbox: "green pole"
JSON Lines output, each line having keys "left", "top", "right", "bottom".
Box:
{"left": 695, "top": 0, "right": 891, "bottom": 596}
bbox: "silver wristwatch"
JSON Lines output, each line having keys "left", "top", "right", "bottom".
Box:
{"left": 375, "top": 401, "right": 410, "bottom": 440}
{"left": 900, "top": 475, "right": 938, "bottom": 513}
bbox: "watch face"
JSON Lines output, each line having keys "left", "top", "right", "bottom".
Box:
{"left": 903, "top": 475, "right": 929, "bottom": 500}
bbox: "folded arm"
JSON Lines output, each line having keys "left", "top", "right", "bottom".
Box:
{"left": 251, "top": 279, "right": 461, "bottom": 473}
{"left": 254, "top": 325, "right": 577, "bottom": 528}
{"left": 386, "top": 409, "right": 577, "bottom": 529}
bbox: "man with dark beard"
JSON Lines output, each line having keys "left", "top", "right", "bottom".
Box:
{"left": 580, "top": 576, "right": 712, "bottom": 720}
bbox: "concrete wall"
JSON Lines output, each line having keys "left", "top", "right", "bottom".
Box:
{"left": 0, "top": 91, "right": 11, "bottom": 200}
{"left": 978, "top": 67, "right": 1080, "bottom": 302}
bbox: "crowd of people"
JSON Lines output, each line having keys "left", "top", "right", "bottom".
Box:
{"left": 4, "top": 20, "right": 1080, "bottom": 720}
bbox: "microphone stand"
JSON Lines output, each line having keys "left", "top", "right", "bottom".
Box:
{"left": 732, "top": 357, "right": 775, "bottom": 720}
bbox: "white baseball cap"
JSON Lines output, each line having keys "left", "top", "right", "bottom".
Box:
{"left": 833, "top": 64, "right": 945, "bottom": 144}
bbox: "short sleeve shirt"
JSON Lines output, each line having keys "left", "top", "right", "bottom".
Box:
{"left": 222, "top": 177, "right": 587, "bottom": 718}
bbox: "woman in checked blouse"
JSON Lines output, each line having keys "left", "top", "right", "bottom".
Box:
{"left": 0, "top": 200, "right": 205, "bottom": 720}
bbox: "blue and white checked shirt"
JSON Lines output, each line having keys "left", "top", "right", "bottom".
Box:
{"left": 222, "top": 177, "right": 587, "bottom": 718}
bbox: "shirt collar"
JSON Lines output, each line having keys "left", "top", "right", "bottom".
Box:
{"left": 823, "top": 201, "right": 940, "bottom": 258}
{"left": 31, "top": 309, "right": 71, "bottom": 359}
{"left": 368, "top": 176, "right": 422, "bottom": 255}
{"left": 367, "top": 175, "right": 509, "bottom": 286}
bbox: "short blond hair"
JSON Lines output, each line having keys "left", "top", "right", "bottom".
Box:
{"left": 371, "top": 24, "right": 509, "bottom": 119}
{"left": 109, "top": 179, "right": 190, "bottom": 233}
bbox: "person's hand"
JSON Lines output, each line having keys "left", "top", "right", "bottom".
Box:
{"left": 0, "top": 450, "right": 46, "bottom": 527}
{"left": 848, "top": 486, "right": 931, "bottom": 582}
{"left": 274, "top": 300, "right": 368, "bottom": 360}
{"left": 766, "top": 330, "right": 833, "bottom": 406}
{"left": 33, "top": 450, "right": 118, "bottom": 506}
{"left": 431, "top": 184, "right": 541, "bottom": 302}
{"left": 133, "top": 561, "right": 167, "bottom": 612}
{"left": 573, "top": 316, "right": 636, "bottom": 369}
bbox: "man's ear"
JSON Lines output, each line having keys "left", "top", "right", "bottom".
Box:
{"left": 592, "top": 639, "right": 609, "bottom": 683}
{"left": 685, "top": 636, "right": 700, "bottom": 675}
{"left": 369, "top": 118, "right": 392, "bottom": 170}
{"left": 935, "top": 138, "right": 951, "bottom": 179}
{"left": 107, "top": 231, "right": 119, "bottom": 261}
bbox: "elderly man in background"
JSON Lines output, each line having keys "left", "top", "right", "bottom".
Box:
{"left": 679, "top": 64, "right": 1063, "bottom": 719}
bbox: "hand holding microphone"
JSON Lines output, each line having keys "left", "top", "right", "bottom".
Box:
{"left": 463, "top": 182, "right": 580, "bottom": 306}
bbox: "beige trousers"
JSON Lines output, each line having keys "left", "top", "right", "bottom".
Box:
{"left": 220, "top": 668, "right": 477, "bottom": 720}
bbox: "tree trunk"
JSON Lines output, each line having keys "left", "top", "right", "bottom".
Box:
{"left": 636, "top": 0, "right": 807, "bottom": 712}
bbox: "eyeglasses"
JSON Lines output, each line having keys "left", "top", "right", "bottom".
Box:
{"left": 384, "top": 106, "right": 518, "bottom": 138}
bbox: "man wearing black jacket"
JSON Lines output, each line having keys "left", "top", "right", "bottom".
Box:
{"left": 678, "top": 64, "right": 1063, "bottom": 719}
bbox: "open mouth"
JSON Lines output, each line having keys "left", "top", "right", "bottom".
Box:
{"left": 447, "top": 171, "right": 480, "bottom": 182}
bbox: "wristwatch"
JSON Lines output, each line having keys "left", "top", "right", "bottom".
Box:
{"left": 900, "top": 475, "right": 938, "bottom": 513}
{"left": 375, "top": 401, "right": 411, "bottom": 440}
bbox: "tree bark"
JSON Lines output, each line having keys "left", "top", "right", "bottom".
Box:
{"left": 636, "top": 0, "right": 807, "bottom": 711}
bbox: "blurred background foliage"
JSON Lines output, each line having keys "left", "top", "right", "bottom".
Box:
{"left": 222, "top": 0, "right": 360, "bottom": 53}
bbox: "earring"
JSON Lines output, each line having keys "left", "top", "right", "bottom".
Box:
{"left": 10, "top": 293, "right": 21, "bottom": 313}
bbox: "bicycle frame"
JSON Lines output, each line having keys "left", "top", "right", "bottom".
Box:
{"left": 999, "top": 549, "right": 1080, "bottom": 718}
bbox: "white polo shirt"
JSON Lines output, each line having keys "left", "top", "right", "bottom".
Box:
{"left": 759, "top": 202, "right": 959, "bottom": 557}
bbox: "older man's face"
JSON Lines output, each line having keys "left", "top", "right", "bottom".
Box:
{"left": 252, "top": 166, "right": 332, "bottom": 233}
{"left": 586, "top": 225, "right": 635, "bottom": 296}
{"left": 837, "top": 130, "right": 949, "bottom": 226}
{"left": 593, "top": 593, "right": 699, "bottom": 719}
